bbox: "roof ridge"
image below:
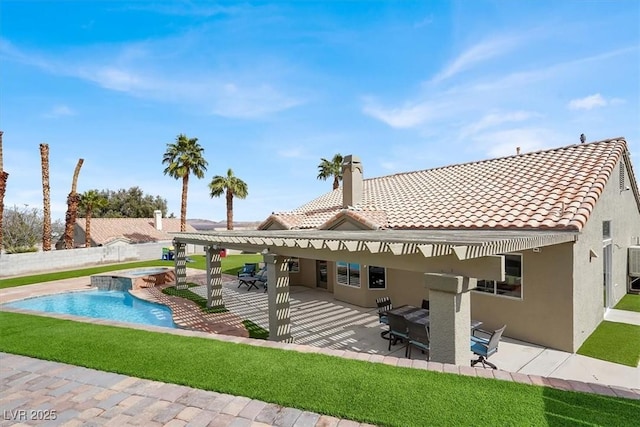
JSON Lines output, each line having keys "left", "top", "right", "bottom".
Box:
{"left": 366, "top": 137, "right": 627, "bottom": 182}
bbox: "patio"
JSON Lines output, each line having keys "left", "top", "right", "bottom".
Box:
{"left": 177, "top": 273, "right": 638, "bottom": 389}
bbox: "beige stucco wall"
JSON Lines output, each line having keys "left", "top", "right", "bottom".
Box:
{"left": 313, "top": 262, "right": 427, "bottom": 308}
{"left": 572, "top": 159, "right": 640, "bottom": 349}
{"left": 471, "top": 245, "right": 575, "bottom": 351}
{"left": 288, "top": 258, "right": 317, "bottom": 287}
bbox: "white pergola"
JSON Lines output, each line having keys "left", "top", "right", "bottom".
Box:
{"left": 171, "top": 229, "right": 577, "bottom": 365}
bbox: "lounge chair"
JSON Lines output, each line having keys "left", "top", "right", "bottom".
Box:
{"left": 238, "top": 267, "right": 267, "bottom": 291}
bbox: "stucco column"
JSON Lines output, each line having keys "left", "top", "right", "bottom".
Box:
{"left": 174, "top": 241, "right": 187, "bottom": 290}
{"left": 264, "top": 254, "right": 292, "bottom": 343}
{"left": 426, "top": 273, "right": 477, "bottom": 366}
{"left": 206, "top": 246, "right": 224, "bottom": 309}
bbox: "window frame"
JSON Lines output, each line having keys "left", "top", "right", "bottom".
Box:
{"left": 336, "top": 261, "right": 361, "bottom": 288}
{"left": 367, "top": 265, "right": 387, "bottom": 290}
{"left": 288, "top": 258, "right": 300, "bottom": 273}
{"left": 474, "top": 253, "right": 523, "bottom": 300}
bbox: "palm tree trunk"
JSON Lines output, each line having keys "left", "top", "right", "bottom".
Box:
{"left": 180, "top": 174, "right": 189, "bottom": 232}
{"left": 333, "top": 176, "right": 339, "bottom": 190}
{"left": 85, "top": 208, "right": 92, "bottom": 247}
{"left": 226, "top": 191, "right": 234, "bottom": 230}
{"left": 40, "top": 144, "right": 52, "bottom": 251}
{"left": 63, "top": 159, "right": 84, "bottom": 249}
{"left": 0, "top": 130, "right": 6, "bottom": 253}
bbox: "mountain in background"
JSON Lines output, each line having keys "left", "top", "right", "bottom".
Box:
{"left": 187, "top": 219, "right": 262, "bottom": 231}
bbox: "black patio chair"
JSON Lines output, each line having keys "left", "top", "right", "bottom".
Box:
{"left": 387, "top": 312, "right": 409, "bottom": 356}
{"left": 376, "top": 296, "right": 393, "bottom": 339}
{"left": 407, "top": 321, "right": 430, "bottom": 359}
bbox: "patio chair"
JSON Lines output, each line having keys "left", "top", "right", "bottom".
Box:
{"left": 407, "top": 321, "right": 430, "bottom": 360}
{"left": 237, "top": 263, "right": 258, "bottom": 280}
{"left": 238, "top": 266, "right": 267, "bottom": 291}
{"left": 387, "top": 312, "right": 409, "bottom": 356}
{"left": 470, "top": 325, "right": 507, "bottom": 369}
{"left": 376, "top": 296, "right": 393, "bottom": 339}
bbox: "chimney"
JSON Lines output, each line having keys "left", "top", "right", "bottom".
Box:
{"left": 516, "top": 146, "right": 521, "bottom": 155}
{"left": 154, "top": 210, "right": 162, "bottom": 230}
{"left": 341, "top": 155, "right": 363, "bottom": 207}
{"left": 580, "top": 133, "right": 586, "bottom": 144}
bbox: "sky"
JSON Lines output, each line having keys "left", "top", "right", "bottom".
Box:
{"left": 1, "top": 1, "right": 639, "bottom": 223}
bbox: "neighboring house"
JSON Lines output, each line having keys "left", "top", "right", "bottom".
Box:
{"left": 173, "top": 137, "right": 640, "bottom": 364}
{"left": 71, "top": 211, "right": 197, "bottom": 247}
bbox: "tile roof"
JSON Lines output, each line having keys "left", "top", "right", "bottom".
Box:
{"left": 263, "top": 138, "right": 637, "bottom": 232}
{"left": 75, "top": 217, "right": 197, "bottom": 245}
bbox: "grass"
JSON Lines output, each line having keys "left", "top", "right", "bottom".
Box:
{"left": 614, "top": 294, "right": 640, "bottom": 313}
{"left": 0, "top": 254, "right": 263, "bottom": 289}
{"left": 161, "top": 284, "right": 270, "bottom": 340}
{"left": 0, "top": 312, "right": 637, "bottom": 427}
{"left": 577, "top": 321, "right": 640, "bottom": 367}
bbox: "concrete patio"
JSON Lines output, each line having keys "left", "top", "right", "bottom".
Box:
{"left": 183, "top": 273, "right": 639, "bottom": 390}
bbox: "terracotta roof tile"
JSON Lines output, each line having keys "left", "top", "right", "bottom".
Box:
{"left": 264, "top": 138, "right": 635, "bottom": 232}
{"left": 75, "top": 217, "right": 196, "bottom": 245}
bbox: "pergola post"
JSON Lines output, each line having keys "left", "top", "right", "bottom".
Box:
{"left": 174, "top": 241, "right": 188, "bottom": 290}
{"left": 206, "top": 246, "right": 224, "bottom": 309}
{"left": 426, "top": 273, "right": 477, "bottom": 366}
{"left": 264, "top": 253, "right": 292, "bottom": 343}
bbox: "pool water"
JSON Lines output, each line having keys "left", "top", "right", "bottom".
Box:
{"left": 3, "top": 290, "right": 176, "bottom": 329}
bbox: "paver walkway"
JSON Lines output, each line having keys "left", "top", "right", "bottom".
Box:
{"left": 2, "top": 274, "right": 639, "bottom": 426}
{"left": 0, "top": 353, "right": 373, "bottom": 427}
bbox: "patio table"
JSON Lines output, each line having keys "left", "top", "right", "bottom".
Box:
{"left": 389, "top": 305, "right": 482, "bottom": 329}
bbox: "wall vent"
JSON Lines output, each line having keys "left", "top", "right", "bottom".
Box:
{"left": 629, "top": 246, "right": 640, "bottom": 277}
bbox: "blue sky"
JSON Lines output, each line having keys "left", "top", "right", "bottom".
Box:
{"left": 1, "top": 1, "right": 639, "bottom": 222}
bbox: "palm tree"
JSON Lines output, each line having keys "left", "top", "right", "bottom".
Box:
{"left": 317, "top": 153, "right": 343, "bottom": 190}
{"left": 209, "top": 168, "right": 248, "bottom": 230}
{"left": 63, "top": 159, "right": 84, "bottom": 249}
{"left": 80, "top": 190, "right": 108, "bottom": 247}
{"left": 0, "top": 130, "right": 7, "bottom": 252}
{"left": 162, "top": 134, "right": 208, "bottom": 231}
{"left": 40, "top": 143, "right": 52, "bottom": 251}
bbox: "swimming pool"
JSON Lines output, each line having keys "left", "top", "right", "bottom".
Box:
{"left": 2, "top": 290, "right": 176, "bottom": 329}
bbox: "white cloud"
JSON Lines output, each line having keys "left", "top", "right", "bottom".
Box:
{"left": 362, "top": 98, "right": 433, "bottom": 128}
{"left": 460, "top": 110, "right": 540, "bottom": 139}
{"left": 430, "top": 36, "right": 521, "bottom": 84}
{"left": 568, "top": 94, "right": 608, "bottom": 110}
{"left": 1, "top": 38, "right": 303, "bottom": 120}
{"left": 43, "top": 104, "right": 76, "bottom": 118}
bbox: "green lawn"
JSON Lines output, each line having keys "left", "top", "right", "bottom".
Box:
{"left": 0, "top": 312, "right": 637, "bottom": 427}
{"left": 614, "top": 294, "right": 640, "bottom": 313}
{"left": 577, "top": 321, "right": 640, "bottom": 367}
{"left": 0, "top": 254, "right": 263, "bottom": 289}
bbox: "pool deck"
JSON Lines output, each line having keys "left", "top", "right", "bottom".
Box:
{"left": 1, "top": 272, "right": 639, "bottom": 425}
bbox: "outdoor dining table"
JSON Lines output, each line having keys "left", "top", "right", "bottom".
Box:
{"left": 388, "top": 305, "right": 483, "bottom": 330}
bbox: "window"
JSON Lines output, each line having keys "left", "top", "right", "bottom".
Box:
{"left": 288, "top": 258, "right": 300, "bottom": 273}
{"left": 368, "top": 266, "right": 386, "bottom": 289}
{"left": 475, "top": 254, "right": 522, "bottom": 299}
{"left": 337, "top": 261, "right": 360, "bottom": 287}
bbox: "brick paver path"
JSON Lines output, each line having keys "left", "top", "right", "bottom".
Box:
{"left": 0, "top": 353, "right": 376, "bottom": 427}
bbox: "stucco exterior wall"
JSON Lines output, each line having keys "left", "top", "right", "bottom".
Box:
{"left": 471, "top": 245, "right": 575, "bottom": 351}
{"left": 572, "top": 158, "right": 640, "bottom": 349}
{"left": 288, "top": 258, "right": 317, "bottom": 287}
